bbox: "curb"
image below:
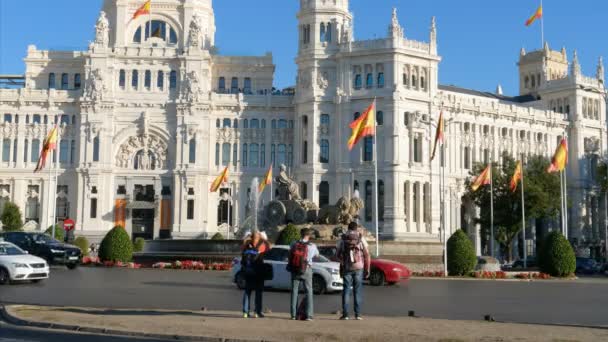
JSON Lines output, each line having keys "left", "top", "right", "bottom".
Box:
{"left": 0, "top": 305, "right": 272, "bottom": 342}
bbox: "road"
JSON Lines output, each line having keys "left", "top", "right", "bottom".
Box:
{"left": 1, "top": 267, "right": 608, "bottom": 328}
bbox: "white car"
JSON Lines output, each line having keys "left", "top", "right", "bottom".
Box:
{"left": 0, "top": 241, "right": 49, "bottom": 284}
{"left": 232, "top": 245, "right": 343, "bottom": 294}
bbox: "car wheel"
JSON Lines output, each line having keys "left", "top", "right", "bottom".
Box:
{"left": 0, "top": 268, "right": 10, "bottom": 285}
{"left": 369, "top": 269, "right": 385, "bottom": 286}
{"left": 66, "top": 263, "right": 78, "bottom": 270}
{"left": 312, "top": 274, "right": 326, "bottom": 295}
{"left": 235, "top": 272, "right": 247, "bottom": 290}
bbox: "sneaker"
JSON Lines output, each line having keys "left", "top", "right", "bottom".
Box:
{"left": 243, "top": 313, "right": 249, "bottom": 318}
{"left": 355, "top": 316, "right": 363, "bottom": 321}
{"left": 291, "top": 317, "right": 296, "bottom": 320}
{"left": 255, "top": 313, "right": 265, "bottom": 318}
{"left": 339, "top": 316, "right": 350, "bottom": 320}
{"left": 305, "top": 317, "right": 313, "bottom": 321}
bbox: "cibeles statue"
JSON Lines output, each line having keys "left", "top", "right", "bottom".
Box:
{"left": 94, "top": 11, "right": 109, "bottom": 47}
{"left": 275, "top": 164, "right": 300, "bottom": 200}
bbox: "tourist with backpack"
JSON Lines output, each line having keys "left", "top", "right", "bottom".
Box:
{"left": 287, "top": 228, "right": 319, "bottom": 321}
{"left": 337, "top": 222, "right": 371, "bottom": 320}
{"left": 241, "top": 230, "right": 271, "bottom": 318}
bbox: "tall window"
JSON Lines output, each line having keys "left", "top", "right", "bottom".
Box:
{"left": 363, "top": 137, "right": 373, "bottom": 162}
{"left": 365, "top": 180, "right": 372, "bottom": 222}
{"left": 144, "top": 70, "right": 151, "bottom": 90}
{"left": 187, "top": 200, "right": 194, "bottom": 220}
{"left": 189, "top": 139, "right": 196, "bottom": 163}
{"left": 12, "top": 139, "right": 17, "bottom": 163}
{"left": 354, "top": 74, "right": 362, "bottom": 89}
{"left": 378, "top": 180, "right": 385, "bottom": 222}
{"left": 132, "top": 70, "right": 139, "bottom": 89}
{"left": 92, "top": 136, "right": 100, "bottom": 162}
{"left": 412, "top": 74, "right": 418, "bottom": 88}
{"left": 31, "top": 139, "right": 40, "bottom": 162}
{"left": 260, "top": 144, "right": 266, "bottom": 167}
{"left": 26, "top": 196, "right": 39, "bottom": 223}
{"left": 244, "top": 78, "right": 252, "bottom": 94}
{"left": 250, "top": 119, "right": 260, "bottom": 129}
{"left": 483, "top": 149, "right": 489, "bottom": 164}
{"left": 70, "top": 139, "right": 76, "bottom": 163}
{"left": 464, "top": 146, "right": 471, "bottom": 169}
{"left": 288, "top": 144, "right": 293, "bottom": 167}
{"left": 366, "top": 73, "right": 373, "bottom": 88}
{"left": 74, "top": 73, "right": 81, "bottom": 89}
{"left": 119, "top": 70, "right": 126, "bottom": 88}
{"left": 423, "top": 183, "right": 429, "bottom": 223}
{"left": 277, "top": 144, "right": 287, "bottom": 166}
{"left": 218, "top": 77, "right": 226, "bottom": 92}
{"left": 300, "top": 182, "right": 308, "bottom": 199}
{"left": 250, "top": 143, "right": 259, "bottom": 167}
{"left": 157, "top": 71, "right": 164, "bottom": 90}
{"left": 231, "top": 77, "right": 238, "bottom": 93}
{"left": 2, "top": 139, "right": 10, "bottom": 162}
{"left": 320, "top": 23, "right": 326, "bottom": 42}
{"left": 133, "top": 27, "right": 142, "bottom": 43}
{"left": 413, "top": 135, "right": 421, "bottom": 162}
{"left": 223, "top": 118, "right": 232, "bottom": 128}
{"left": 320, "top": 114, "right": 330, "bottom": 127}
{"left": 169, "top": 71, "right": 177, "bottom": 89}
{"left": 59, "top": 139, "right": 69, "bottom": 163}
{"left": 61, "top": 73, "right": 69, "bottom": 90}
{"left": 48, "top": 73, "right": 56, "bottom": 89}
{"left": 302, "top": 141, "right": 308, "bottom": 164}
{"left": 403, "top": 71, "right": 409, "bottom": 86}
{"left": 319, "top": 181, "right": 330, "bottom": 208}
{"left": 271, "top": 144, "right": 276, "bottom": 165}
{"left": 242, "top": 144, "right": 248, "bottom": 167}
{"left": 413, "top": 182, "right": 419, "bottom": 223}
{"left": 23, "top": 139, "right": 28, "bottom": 163}
{"left": 326, "top": 23, "right": 332, "bottom": 42}
{"left": 377, "top": 72, "right": 385, "bottom": 88}
{"left": 376, "top": 111, "right": 384, "bottom": 126}
{"left": 3, "top": 114, "right": 11, "bottom": 123}
{"left": 320, "top": 139, "right": 329, "bottom": 163}
{"left": 222, "top": 143, "right": 231, "bottom": 166}
{"left": 215, "top": 143, "right": 220, "bottom": 166}
{"left": 233, "top": 144, "right": 238, "bottom": 166}
{"left": 90, "top": 198, "right": 97, "bottom": 219}
{"left": 60, "top": 115, "right": 69, "bottom": 125}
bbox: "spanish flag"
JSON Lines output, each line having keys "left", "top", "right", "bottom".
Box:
{"left": 210, "top": 166, "right": 229, "bottom": 192}
{"left": 471, "top": 164, "right": 492, "bottom": 192}
{"left": 430, "top": 111, "right": 444, "bottom": 161}
{"left": 132, "top": 0, "right": 151, "bottom": 20}
{"left": 525, "top": 5, "right": 543, "bottom": 26}
{"left": 34, "top": 126, "right": 58, "bottom": 173}
{"left": 510, "top": 161, "right": 523, "bottom": 193}
{"left": 547, "top": 138, "right": 568, "bottom": 173}
{"left": 347, "top": 100, "right": 376, "bottom": 150}
{"left": 258, "top": 165, "right": 273, "bottom": 194}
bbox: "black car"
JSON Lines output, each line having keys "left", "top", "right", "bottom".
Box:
{"left": 575, "top": 257, "right": 600, "bottom": 275}
{"left": 0, "top": 232, "right": 81, "bottom": 269}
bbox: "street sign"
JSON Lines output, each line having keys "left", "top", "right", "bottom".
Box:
{"left": 63, "top": 218, "right": 75, "bottom": 231}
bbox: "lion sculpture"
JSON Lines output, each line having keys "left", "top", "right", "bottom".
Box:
{"left": 317, "top": 196, "right": 364, "bottom": 225}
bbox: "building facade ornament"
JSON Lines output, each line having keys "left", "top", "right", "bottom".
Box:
{"left": 187, "top": 14, "right": 202, "bottom": 48}
{"left": 84, "top": 68, "right": 105, "bottom": 101}
{"left": 94, "top": 11, "right": 110, "bottom": 47}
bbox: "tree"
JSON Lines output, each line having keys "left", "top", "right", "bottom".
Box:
{"left": 73, "top": 236, "right": 90, "bottom": 257}
{"left": 464, "top": 153, "right": 561, "bottom": 261}
{"left": 98, "top": 226, "right": 133, "bottom": 262}
{"left": 539, "top": 231, "right": 576, "bottom": 277}
{"left": 45, "top": 225, "right": 64, "bottom": 241}
{"left": 210, "top": 232, "right": 224, "bottom": 240}
{"left": 447, "top": 229, "right": 477, "bottom": 276}
{"left": 1, "top": 202, "right": 23, "bottom": 232}
{"left": 276, "top": 224, "right": 300, "bottom": 245}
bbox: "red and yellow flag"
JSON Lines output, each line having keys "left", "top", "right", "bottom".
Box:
{"left": 510, "top": 161, "right": 523, "bottom": 193}
{"left": 347, "top": 100, "right": 376, "bottom": 150}
{"left": 132, "top": 0, "right": 151, "bottom": 20}
{"left": 525, "top": 5, "right": 543, "bottom": 26}
{"left": 34, "top": 125, "right": 58, "bottom": 173}
{"left": 210, "top": 166, "right": 229, "bottom": 193}
{"left": 471, "top": 164, "right": 492, "bottom": 192}
{"left": 258, "top": 165, "right": 273, "bottom": 194}
{"left": 430, "top": 111, "right": 445, "bottom": 161}
{"left": 547, "top": 138, "right": 568, "bottom": 173}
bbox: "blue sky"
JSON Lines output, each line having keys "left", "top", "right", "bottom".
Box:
{"left": 0, "top": 1, "right": 606, "bottom": 95}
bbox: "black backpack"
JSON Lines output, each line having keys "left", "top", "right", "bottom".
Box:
{"left": 242, "top": 241, "right": 263, "bottom": 273}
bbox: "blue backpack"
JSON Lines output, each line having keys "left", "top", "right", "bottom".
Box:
{"left": 241, "top": 241, "right": 263, "bottom": 274}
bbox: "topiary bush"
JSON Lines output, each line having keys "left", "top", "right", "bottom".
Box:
{"left": 1, "top": 202, "right": 23, "bottom": 232}
{"left": 72, "top": 236, "right": 90, "bottom": 257}
{"left": 133, "top": 237, "right": 146, "bottom": 252}
{"left": 276, "top": 224, "right": 300, "bottom": 245}
{"left": 45, "top": 225, "right": 64, "bottom": 241}
{"left": 538, "top": 231, "right": 576, "bottom": 277}
{"left": 447, "top": 229, "right": 477, "bottom": 276}
{"left": 98, "top": 226, "right": 133, "bottom": 262}
{"left": 210, "top": 232, "right": 224, "bottom": 240}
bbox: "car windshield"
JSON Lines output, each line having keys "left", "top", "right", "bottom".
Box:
{"left": 313, "top": 255, "right": 330, "bottom": 263}
{"left": 33, "top": 234, "right": 57, "bottom": 244}
{"left": 0, "top": 243, "right": 26, "bottom": 255}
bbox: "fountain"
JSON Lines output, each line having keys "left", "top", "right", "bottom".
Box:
{"left": 235, "top": 177, "right": 264, "bottom": 238}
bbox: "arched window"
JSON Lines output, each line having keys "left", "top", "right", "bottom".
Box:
{"left": 133, "top": 20, "right": 178, "bottom": 44}
{"left": 132, "top": 70, "right": 139, "bottom": 89}
{"left": 524, "top": 76, "right": 530, "bottom": 89}
{"left": 271, "top": 119, "right": 276, "bottom": 129}
{"left": 420, "top": 75, "right": 426, "bottom": 90}
{"left": 119, "top": 70, "right": 126, "bottom": 88}
{"left": 244, "top": 78, "right": 252, "bottom": 94}
{"left": 326, "top": 22, "right": 332, "bottom": 42}
{"left": 157, "top": 71, "right": 164, "bottom": 90}
{"left": 261, "top": 119, "right": 266, "bottom": 129}
{"left": 133, "top": 27, "right": 142, "bottom": 43}
{"left": 189, "top": 138, "right": 196, "bottom": 164}
{"left": 23, "top": 139, "right": 28, "bottom": 163}
{"left": 277, "top": 144, "right": 287, "bottom": 166}
{"left": 218, "top": 77, "right": 226, "bottom": 92}
{"left": 531, "top": 75, "right": 536, "bottom": 88}
{"left": 243, "top": 119, "right": 249, "bottom": 129}
{"left": 223, "top": 118, "right": 231, "bottom": 128}
{"left": 320, "top": 23, "right": 326, "bottom": 42}
{"left": 366, "top": 73, "right": 373, "bottom": 88}
{"left": 300, "top": 182, "right": 308, "bottom": 199}
{"left": 169, "top": 70, "right": 177, "bottom": 89}
{"left": 216, "top": 119, "right": 221, "bottom": 128}
{"left": 31, "top": 139, "right": 40, "bottom": 162}
{"left": 250, "top": 119, "right": 260, "bottom": 129}
{"left": 60, "top": 115, "right": 69, "bottom": 125}
{"left": 222, "top": 143, "right": 231, "bottom": 166}
{"left": 92, "top": 136, "right": 100, "bottom": 162}
{"left": 376, "top": 111, "right": 384, "bottom": 126}
{"left": 319, "top": 181, "right": 330, "bottom": 208}
{"left": 302, "top": 141, "right": 307, "bottom": 164}
{"left": 44, "top": 115, "right": 48, "bottom": 124}
{"left": 363, "top": 137, "right": 373, "bottom": 161}
{"left": 320, "top": 139, "right": 329, "bottom": 163}
{"left": 215, "top": 143, "right": 220, "bottom": 166}
{"left": 61, "top": 73, "right": 69, "bottom": 90}
{"left": 59, "top": 139, "right": 69, "bottom": 163}
{"left": 365, "top": 180, "right": 372, "bottom": 222}
{"left": 48, "top": 73, "right": 56, "bottom": 89}
{"left": 249, "top": 143, "right": 259, "bottom": 167}
{"left": 74, "top": 73, "right": 81, "bottom": 89}
{"left": 231, "top": 77, "right": 238, "bottom": 93}
{"left": 278, "top": 119, "right": 288, "bottom": 129}
{"left": 378, "top": 180, "right": 385, "bottom": 222}
{"left": 233, "top": 119, "right": 239, "bottom": 128}
{"left": 354, "top": 74, "right": 362, "bottom": 89}
{"left": 412, "top": 74, "right": 417, "bottom": 88}
{"left": 377, "top": 72, "right": 385, "bottom": 88}
{"left": 242, "top": 143, "right": 248, "bottom": 167}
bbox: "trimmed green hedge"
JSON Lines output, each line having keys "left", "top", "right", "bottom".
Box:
{"left": 276, "top": 224, "right": 300, "bottom": 245}
{"left": 1, "top": 202, "right": 23, "bottom": 232}
{"left": 45, "top": 225, "right": 63, "bottom": 241}
{"left": 98, "top": 226, "right": 133, "bottom": 262}
{"left": 447, "top": 229, "right": 477, "bottom": 276}
{"left": 73, "top": 236, "right": 90, "bottom": 257}
{"left": 539, "top": 231, "right": 576, "bottom": 277}
{"left": 133, "top": 237, "right": 146, "bottom": 252}
{"left": 210, "top": 232, "right": 225, "bottom": 241}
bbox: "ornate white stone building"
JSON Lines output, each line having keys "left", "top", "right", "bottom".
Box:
{"left": 0, "top": 0, "right": 605, "bottom": 252}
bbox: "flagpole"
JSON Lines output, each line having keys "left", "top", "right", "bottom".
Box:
{"left": 441, "top": 143, "right": 447, "bottom": 276}
{"left": 489, "top": 160, "right": 494, "bottom": 258}
{"left": 564, "top": 164, "right": 569, "bottom": 239}
{"left": 373, "top": 98, "right": 380, "bottom": 257}
{"left": 540, "top": 0, "right": 544, "bottom": 47}
{"left": 560, "top": 170, "right": 565, "bottom": 236}
{"left": 520, "top": 156, "right": 527, "bottom": 268}
{"left": 51, "top": 125, "right": 60, "bottom": 239}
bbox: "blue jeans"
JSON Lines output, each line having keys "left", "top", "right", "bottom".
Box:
{"left": 342, "top": 269, "right": 364, "bottom": 317}
{"left": 290, "top": 268, "right": 313, "bottom": 319}
{"left": 242, "top": 276, "right": 264, "bottom": 314}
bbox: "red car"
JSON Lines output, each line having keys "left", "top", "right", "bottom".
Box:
{"left": 318, "top": 246, "right": 411, "bottom": 286}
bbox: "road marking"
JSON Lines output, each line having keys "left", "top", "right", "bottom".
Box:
{"left": 0, "top": 339, "right": 38, "bottom": 342}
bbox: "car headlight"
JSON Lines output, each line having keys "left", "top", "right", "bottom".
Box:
{"left": 393, "top": 267, "right": 402, "bottom": 272}
{"left": 324, "top": 267, "right": 339, "bottom": 275}
{"left": 12, "top": 263, "right": 29, "bottom": 268}
{"left": 50, "top": 249, "right": 64, "bottom": 254}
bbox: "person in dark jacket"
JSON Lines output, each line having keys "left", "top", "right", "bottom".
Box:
{"left": 241, "top": 230, "right": 270, "bottom": 318}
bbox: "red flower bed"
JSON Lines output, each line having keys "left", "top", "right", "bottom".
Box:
{"left": 514, "top": 272, "right": 551, "bottom": 280}
{"left": 84, "top": 258, "right": 232, "bottom": 271}
{"left": 471, "top": 271, "right": 507, "bottom": 279}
